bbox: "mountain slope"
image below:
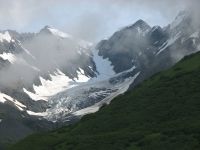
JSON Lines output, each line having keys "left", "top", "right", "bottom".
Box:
{"left": 0, "top": 27, "right": 98, "bottom": 149}
{"left": 9, "top": 51, "right": 200, "bottom": 150}
{"left": 96, "top": 5, "right": 200, "bottom": 90}
{"left": 0, "top": 4, "right": 199, "bottom": 124}
{"left": 0, "top": 25, "right": 138, "bottom": 149}
{"left": 1, "top": 3, "right": 200, "bottom": 149}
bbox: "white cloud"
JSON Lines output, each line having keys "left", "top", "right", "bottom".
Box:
{"left": 0, "top": 0, "right": 191, "bottom": 42}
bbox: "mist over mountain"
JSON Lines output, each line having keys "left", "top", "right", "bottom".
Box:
{"left": 0, "top": 1, "right": 200, "bottom": 149}
{"left": 9, "top": 29, "right": 200, "bottom": 150}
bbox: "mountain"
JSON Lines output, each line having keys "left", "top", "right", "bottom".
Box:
{"left": 96, "top": 6, "right": 200, "bottom": 90}
{"left": 0, "top": 24, "right": 138, "bottom": 149}
{"left": 9, "top": 50, "right": 200, "bottom": 150}
{"left": 1, "top": 3, "right": 200, "bottom": 149}
{"left": 0, "top": 26, "right": 97, "bottom": 148}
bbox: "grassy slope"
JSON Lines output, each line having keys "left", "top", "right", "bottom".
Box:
{"left": 9, "top": 52, "right": 200, "bottom": 150}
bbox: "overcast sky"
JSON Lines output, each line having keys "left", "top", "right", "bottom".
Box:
{"left": 0, "top": 0, "right": 191, "bottom": 42}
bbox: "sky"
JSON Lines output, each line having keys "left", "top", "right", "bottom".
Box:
{"left": 0, "top": 0, "right": 191, "bottom": 42}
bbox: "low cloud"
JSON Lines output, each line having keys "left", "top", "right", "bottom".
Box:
{"left": 0, "top": 0, "right": 192, "bottom": 42}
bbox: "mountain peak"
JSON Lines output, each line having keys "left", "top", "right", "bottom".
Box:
{"left": 135, "top": 19, "right": 147, "bottom": 24}
{"left": 44, "top": 25, "right": 50, "bottom": 29}
{"left": 38, "top": 25, "right": 52, "bottom": 35}
{"left": 117, "top": 19, "right": 150, "bottom": 33}
{"left": 131, "top": 19, "right": 150, "bottom": 29}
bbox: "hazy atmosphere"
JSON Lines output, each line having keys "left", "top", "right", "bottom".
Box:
{"left": 0, "top": 0, "right": 191, "bottom": 42}
{"left": 1, "top": 0, "right": 200, "bottom": 149}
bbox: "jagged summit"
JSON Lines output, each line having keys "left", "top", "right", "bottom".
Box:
{"left": 38, "top": 25, "right": 52, "bottom": 35}
{"left": 117, "top": 19, "right": 150, "bottom": 33}
{"left": 131, "top": 19, "right": 150, "bottom": 28}
{"left": 44, "top": 25, "right": 50, "bottom": 29}
{"left": 1, "top": 4, "right": 200, "bottom": 149}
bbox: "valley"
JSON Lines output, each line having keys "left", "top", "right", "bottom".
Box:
{"left": 0, "top": 2, "right": 200, "bottom": 149}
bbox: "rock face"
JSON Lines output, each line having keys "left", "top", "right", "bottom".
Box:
{"left": 0, "top": 26, "right": 96, "bottom": 102}
{"left": 96, "top": 6, "right": 200, "bottom": 88}
{"left": 0, "top": 26, "right": 97, "bottom": 148}
{"left": 0, "top": 4, "right": 200, "bottom": 148}
{"left": 96, "top": 20, "right": 151, "bottom": 73}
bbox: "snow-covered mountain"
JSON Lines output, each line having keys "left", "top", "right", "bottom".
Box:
{"left": 0, "top": 26, "right": 99, "bottom": 143}
{"left": 0, "top": 24, "right": 140, "bottom": 144}
{"left": 0, "top": 26, "right": 96, "bottom": 112}
{"left": 96, "top": 6, "right": 200, "bottom": 89}
{"left": 0, "top": 4, "right": 200, "bottom": 145}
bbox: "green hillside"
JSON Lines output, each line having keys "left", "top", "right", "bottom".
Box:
{"left": 9, "top": 51, "right": 200, "bottom": 150}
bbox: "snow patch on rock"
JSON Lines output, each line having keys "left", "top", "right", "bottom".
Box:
{"left": 0, "top": 31, "right": 11, "bottom": 42}
{"left": 24, "top": 69, "right": 76, "bottom": 101}
{"left": 190, "top": 30, "right": 200, "bottom": 38}
{"left": 170, "top": 12, "right": 187, "bottom": 30}
{"left": 0, "top": 92, "right": 26, "bottom": 111}
{"left": 48, "top": 28, "right": 92, "bottom": 48}
{"left": 48, "top": 28, "right": 72, "bottom": 38}
{"left": 0, "top": 52, "right": 16, "bottom": 63}
{"left": 157, "top": 31, "right": 181, "bottom": 55}
{"left": 92, "top": 48, "right": 115, "bottom": 81}
{"left": 27, "top": 110, "right": 47, "bottom": 116}
{"left": 75, "top": 68, "right": 90, "bottom": 82}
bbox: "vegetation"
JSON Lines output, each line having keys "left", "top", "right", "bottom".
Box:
{"left": 0, "top": 138, "right": 12, "bottom": 150}
{"left": 9, "top": 51, "right": 200, "bottom": 150}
